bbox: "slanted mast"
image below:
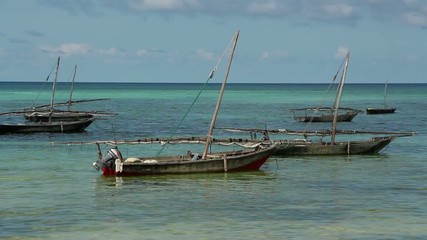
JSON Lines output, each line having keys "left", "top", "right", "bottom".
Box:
{"left": 383, "top": 79, "right": 389, "bottom": 108}
{"left": 68, "top": 64, "right": 77, "bottom": 111}
{"left": 50, "top": 56, "right": 60, "bottom": 111}
{"left": 202, "top": 30, "right": 240, "bottom": 160}
{"left": 331, "top": 51, "right": 350, "bottom": 143}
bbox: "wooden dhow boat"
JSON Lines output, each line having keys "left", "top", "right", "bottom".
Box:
{"left": 92, "top": 144, "right": 276, "bottom": 176}
{"left": 88, "top": 31, "right": 276, "bottom": 176}
{"left": 0, "top": 118, "right": 93, "bottom": 134}
{"left": 273, "top": 136, "right": 395, "bottom": 155}
{"left": 24, "top": 109, "right": 104, "bottom": 122}
{"left": 22, "top": 58, "right": 112, "bottom": 122}
{"left": 218, "top": 51, "right": 415, "bottom": 156}
{"left": 218, "top": 127, "right": 415, "bottom": 156}
{"left": 291, "top": 107, "right": 361, "bottom": 122}
{"left": 0, "top": 60, "right": 95, "bottom": 134}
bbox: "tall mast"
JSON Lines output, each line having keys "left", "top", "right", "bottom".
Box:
{"left": 68, "top": 64, "right": 77, "bottom": 111}
{"left": 50, "top": 56, "right": 60, "bottom": 110}
{"left": 384, "top": 79, "right": 388, "bottom": 108}
{"left": 202, "top": 30, "right": 239, "bottom": 160}
{"left": 331, "top": 51, "right": 350, "bottom": 143}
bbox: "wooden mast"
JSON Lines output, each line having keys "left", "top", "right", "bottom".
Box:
{"left": 331, "top": 51, "right": 350, "bottom": 143}
{"left": 50, "top": 56, "right": 60, "bottom": 111}
{"left": 384, "top": 79, "right": 388, "bottom": 108}
{"left": 68, "top": 64, "right": 77, "bottom": 111}
{"left": 202, "top": 30, "right": 239, "bottom": 160}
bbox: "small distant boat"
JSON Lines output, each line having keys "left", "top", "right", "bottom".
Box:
{"left": 0, "top": 118, "right": 93, "bottom": 134}
{"left": 366, "top": 108, "right": 396, "bottom": 114}
{"left": 366, "top": 80, "right": 396, "bottom": 114}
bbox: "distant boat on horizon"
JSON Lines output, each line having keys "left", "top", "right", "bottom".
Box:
{"left": 366, "top": 80, "right": 396, "bottom": 114}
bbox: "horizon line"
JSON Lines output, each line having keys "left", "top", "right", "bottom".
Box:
{"left": 0, "top": 81, "right": 425, "bottom": 84}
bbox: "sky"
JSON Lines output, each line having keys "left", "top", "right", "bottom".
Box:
{"left": 0, "top": 0, "right": 426, "bottom": 83}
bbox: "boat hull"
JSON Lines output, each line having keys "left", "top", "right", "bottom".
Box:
{"left": 291, "top": 107, "right": 361, "bottom": 122}
{"left": 99, "top": 146, "right": 277, "bottom": 176}
{"left": 274, "top": 136, "right": 395, "bottom": 155}
{"left": 294, "top": 112, "right": 358, "bottom": 122}
{"left": 24, "top": 111, "right": 94, "bottom": 122}
{"left": 366, "top": 108, "right": 396, "bottom": 115}
{"left": 0, "top": 119, "right": 93, "bottom": 134}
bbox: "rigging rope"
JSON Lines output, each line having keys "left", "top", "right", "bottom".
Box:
{"left": 155, "top": 36, "right": 234, "bottom": 157}
{"left": 32, "top": 60, "right": 57, "bottom": 108}
{"left": 61, "top": 68, "right": 75, "bottom": 92}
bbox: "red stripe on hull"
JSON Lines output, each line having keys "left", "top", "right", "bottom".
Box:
{"left": 230, "top": 156, "right": 270, "bottom": 171}
{"left": 101, "top": 167, "right": 116, "bottom": 176}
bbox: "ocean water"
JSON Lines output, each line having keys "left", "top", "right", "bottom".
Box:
{"left": 1, "top": 82, "right": 426, "bottom": 239}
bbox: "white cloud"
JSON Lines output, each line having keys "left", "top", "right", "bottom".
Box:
{"left": 36, "top": 0, "right": 427, "bottom": 28}
{"left": 131, "top": 0, "right": 200, "bottom": 10}
{"left": 194, "top": 48, "right": 215, "bottom": 61}
{"left": 334, "top": 46, "right": 349, "bottom": 59}
{"left": 247, "top": 1, "right": 280, "bottom": 15}
{"left": 97, "top": 48, "right": 122, "bottom": 56}
{"left": 406, "top": 53, "right": 418, "bottom": 61}
{"left": 260, "top": 51, "right": 270, "bottom": 60}
{"left": 402, "top": 0, "right": 418, "bottom": 5}
{"left": 259, "top": 50, "right": 289, "bottom": 60}
{"left": 304, "top": 2, "right": 355, "bottom": 21}
{"left": 136, "top": 49, "right": 148, "bottom": 56}
{"left": 322, "top": 3, "right": 353, "bottom": 17}
{"left": 40, "top": 43, "right": 89, "bottom": 55}
{"left": 402, "top": 11, "right": 427, "bottom": 28}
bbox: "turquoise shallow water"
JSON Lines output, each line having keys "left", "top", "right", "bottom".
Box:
{"left": 0, "top": 82, "right": 426, "bottom": 239}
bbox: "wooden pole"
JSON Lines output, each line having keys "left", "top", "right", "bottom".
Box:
{"left": 202, "top": 31, "right": 239, "bottom": 160}
{"left": 384, "top": 79, "right": 388, "bottom": 108}
{"left": 68, "top": 64, "right": 77, "bottom": 111}
{"left": 50, "top": 57, "right": 60, "bottom": 111}
{"left": 331, "top": 51, "right": 350, "bottom": 143}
